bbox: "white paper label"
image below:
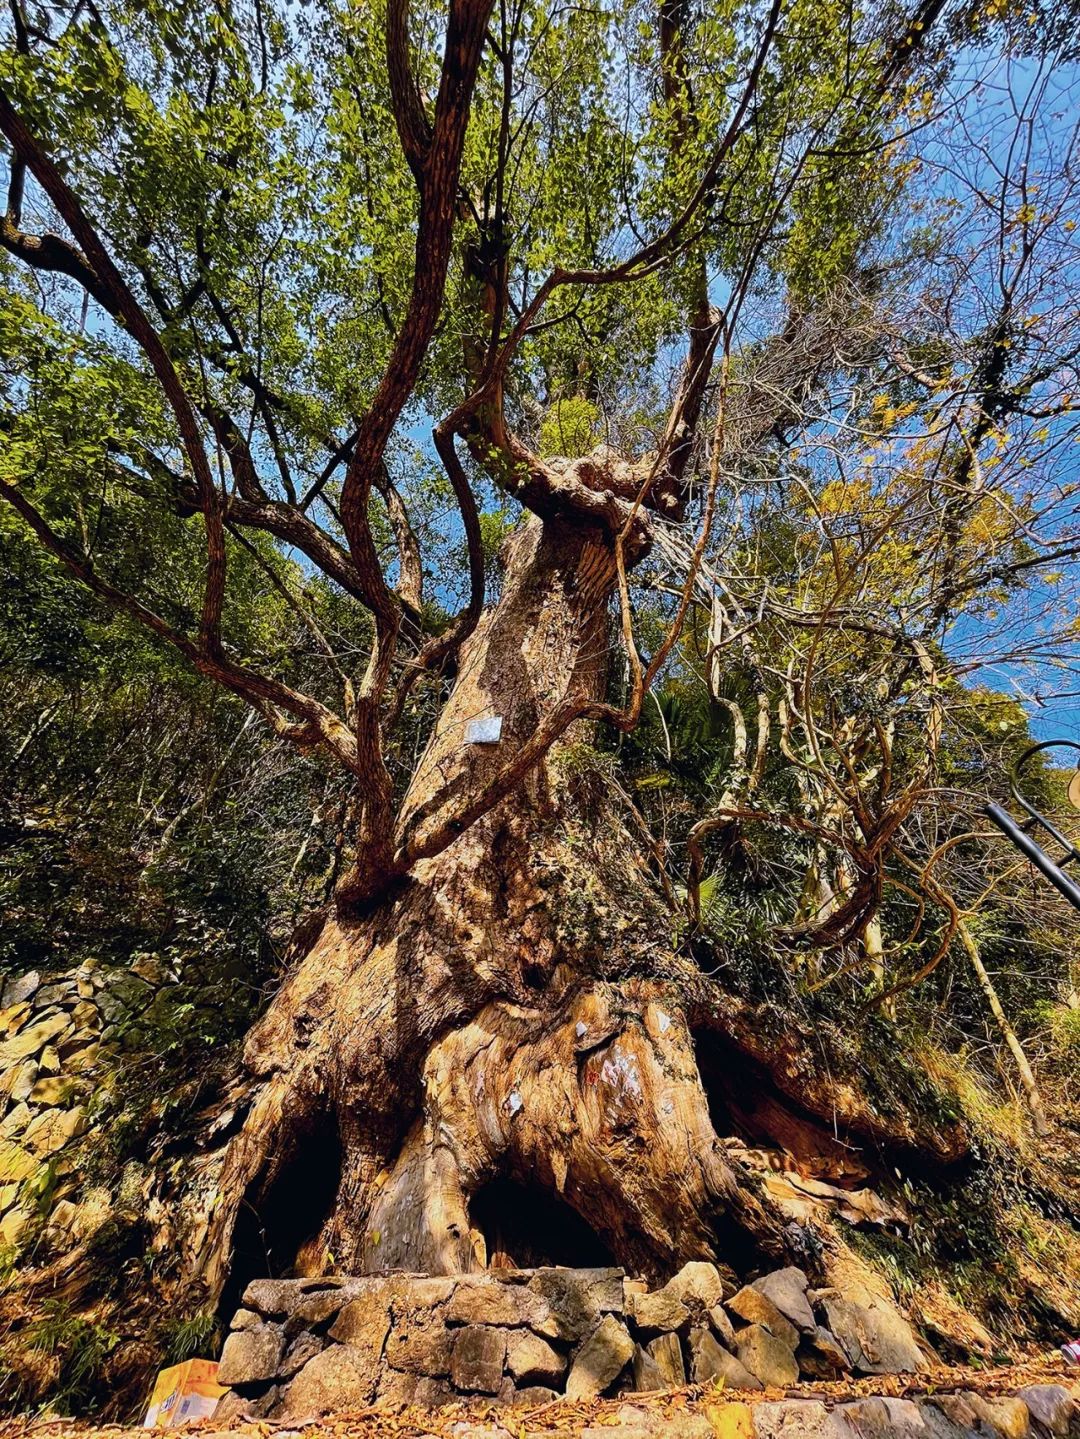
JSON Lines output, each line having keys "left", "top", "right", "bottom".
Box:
{"left": 466, "top": 716, "right": 503, "bottom": 744}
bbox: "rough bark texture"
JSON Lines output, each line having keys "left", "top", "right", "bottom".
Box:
{"left": 194, "top": 515, "right": 780, "bottom": 1305}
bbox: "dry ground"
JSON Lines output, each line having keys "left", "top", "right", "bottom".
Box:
{"left": 1, "top": 1357, "right": 1077, "bottom": 1439}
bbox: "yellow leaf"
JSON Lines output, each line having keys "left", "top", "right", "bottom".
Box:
{"left": 704, "top": 1401, "right": 755, "bottom": 1439}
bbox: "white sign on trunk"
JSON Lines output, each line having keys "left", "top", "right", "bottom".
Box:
{"left": 466, "top": 716, "right": 503, "bottom": 745}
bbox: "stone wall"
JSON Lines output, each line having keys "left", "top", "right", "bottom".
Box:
{"left": 214, "top": 1261, "right": 932, "bottom": 1420}
{"left": 0, "top": 958, "right": 170, "bottom": 1254}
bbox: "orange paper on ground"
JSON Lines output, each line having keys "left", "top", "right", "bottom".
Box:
{"left": 143, "top": 1358, "right": 225, "bottom": 1428}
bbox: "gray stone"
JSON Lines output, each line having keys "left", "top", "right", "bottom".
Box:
{"left": 565, "top": 1314, "right": 634, "bottom": 1399}
{"left": 376, "top": 1369, "right": 455, "bottom": 1407}
{"left": 385, "top": 1318, "right": 453, "bottom": 1376}
{"left": 527, "top": 1268, "right": 624, "bottom": 1341}
{"left": 751, "top": 1269, "right": 816, "bottom": 1333}
{"left": 510, "top": 1386, "right": 561, "bottom": 1407}
{"left": 448, "top": 1277, "right": 540, "bottom": 1328}
{"left": 505, "top": 1329, "right": 566, "bottom": 1385}
{"left": 1017, "top": 1385, "right": 1076, "bottom": 1436}
{"left": 734, "top": 1324, "right": 799, "bottom": 1388}
{"left": 709, "top": 1304, "right": 736, "bottom": 1348}
{"left": 633, "top": 1262, "right": 726, "bottom": 1333}
{"left": 727, "top": 1287, "right": 799, "bottom": 1350}
{"left": 822, "top": 1297, "right": 925, "bottom": 1376}
{"left": 631, "top": 1344, "right": 665, "bottom": 1392}
{"left": 1, "top": 972, "right": 39, "bottom": 1008}
{"left": 329, "top": 1290, "right": 393, "bottom": 1354}
{"left": 230, "top": 1308, "right": 262, "bottom": 1332}
{"left": 838, "top": 1397, "right": 931, "bottom": 1437}
{"left": 451, "top": 1325, "right": 507, "bottom": 1393}
{"left": 526, "top": 1266, "right": 624, "bottom": 1341}
{"left": 646, "top": 1331, "right": 686, "bottom": 1387}
{"left": 240, "top": 1278, "right": 297, "bottom": 1318}
{"left": 689, "top": 1326, "right": 762, "bottom": 1391}
{"left": 753, "top": 1399, "right": 860, "bottom": 1438}
{"left": 216, "top": 1324, "right": 285, "bottom": 1387}
{"left": 581, "top": 1402, "right": 661, "bottom": 1438}
{"left": 281, "top": 1344, "right": 379, "bottom": 1415}
{"left": 279, "top": 1332, "right": 326, "bottom": 1380}
{"left": 797, "top": 1325, "right": 852, "bottom": 1380}
{"left": 911, "top": 1397, "right": 977, "bottom": 1439}
{"left": 290, "top": 1289, "right": 347, "bottom": 1329}
{"left": 35, "top": 981, "right": 77, "bottom": 1009}
{"left": 214, "top": 1385, "right": 282, "bottom": 1422}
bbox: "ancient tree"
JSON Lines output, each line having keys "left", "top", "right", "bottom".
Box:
{"left": 3, "top": 0, "right": 1079, "bottom": 1318}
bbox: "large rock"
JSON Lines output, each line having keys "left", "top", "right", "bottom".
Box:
{"left": 290, "top": 1288, "right": 348, "bottom": 1329}
{"left": 505, "top": 1330, "right": 566, "bottom": 1386}
{"left": 385, "top": 1318, "right": 453, "bottom": 1376}
{"left": 0, "top": 1012, "right": 71, "bottom": 1068}
{"left": 646, "top": 1331, "right": 686, "bottom": 1387}
{"left": 566, "top": 1314, "right": 634, "bottom": 1398}
{"left": 527, "top": 1268, "right": 623, "bottom": 1341}
{"left": 1, "top": 972, "right": 39, "bottom": 1008}
{"left": 243, "top": 1278, "right": 298, "bottom": 1318}
{"left": 280, "top": 1332, "right": 326, "bottom": 1380}
{"left": 216, "top": 1325, "right": 285, "bottom": 1387}
{"left": 966, "top": 1394, "right": 1030, "bottom": 1439}
{"left": 633, "top": 1262, "right": 727, "bottom": 1333}
{"left": 631, "top": 1344, "right": 665, "bottom": 1392}
{"left": 24, "top": 1104, "right": 87, "bottom": 1157}
{"left": 727, "top": 1287, "right": 799, "bottom": 1351}
{"left": 281, "top": 1344, "right": 379, "bottom": 1415}
{"left": 35, "top": 981, "right": 77, "bottom": 1009}
{"left": 690, "top": 1326, "right": 763, "bottom": 1392}
{"left": 451, "top": 1325, "right": 507, "bottom": 1393}
{"left": 448, "top": 1277, "right": 542, "bottom": 1328}
{"left": 734, "top": 1324, "right": 799, "bottom": 1388}
{"left": 329, "top": 1290, "right": 393, "bottom": 1354}
{"left": 376, "top": 1369, "right": 454, "bottom": 1407}
{"left": 917, "top": 1394, "right": 989, "bottom": 1439}
{"left": 797, "top": 1326, "right": 852, "bottom": 1379}
{"left": 753, "top": 1399, "right": 860, "bottom": 1438}
{"left": 709, "top": 1304, "right": 736, "bottom": 1348}
{"left": 1016, "top": 1385, "right": 1077, "bottom": 1436}
{"left": 839, "top": 1396, "right": 941, "bottom": 1437}
{"left": 822, "top": 1296, "right": 925, "bottom": 1375}
{"left": 0, "top": 1103, "right": 30, "bottom": 1138}
{"left": 751, "top": 1269, "right": 815, "bottom": 1333}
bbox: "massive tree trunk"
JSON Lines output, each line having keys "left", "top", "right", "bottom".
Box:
{"left": 195, "top": 514, "right": 780, "bottom": 1309}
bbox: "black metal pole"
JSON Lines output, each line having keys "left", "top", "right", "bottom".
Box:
{"left": 984, "top": 801, "right": 1080, "bottom": 913}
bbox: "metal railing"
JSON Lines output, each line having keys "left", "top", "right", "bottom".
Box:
{"left": 984, "top": 738, "right": 1080, "bottom": 912}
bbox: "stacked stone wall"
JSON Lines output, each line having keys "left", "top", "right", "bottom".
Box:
{"left": 214, "top": 1261, "right": 936, "bottom": 1421}
{"left": 0, "top": 958, "right": 170, "bottom": 1253}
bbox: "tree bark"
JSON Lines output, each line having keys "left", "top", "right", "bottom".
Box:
{"left": 194, "top": 515, "right": 780, "bottom": 1302}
